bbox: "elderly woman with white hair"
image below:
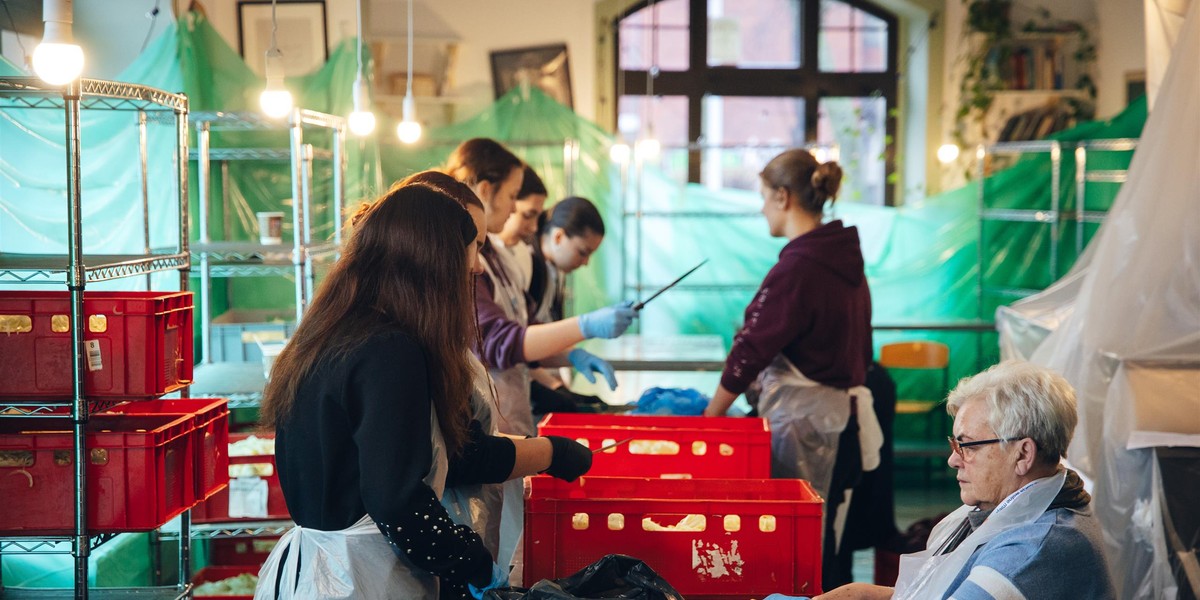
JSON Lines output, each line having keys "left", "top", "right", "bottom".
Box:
{"left": 767, "top": 360, "right": 1115, "bottom": 600}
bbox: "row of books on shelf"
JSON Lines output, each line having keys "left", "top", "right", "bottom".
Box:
{"left": 989, "top": 41, "right": 1067, "bottom": 91}
{"left": 996, "top": 103, "right": 1076, "bottom": 143}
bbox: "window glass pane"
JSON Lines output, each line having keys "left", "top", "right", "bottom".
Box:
{"left": 707, "top": 0, "right": 800, "bottom": 68}
{"left": 819, "top": 0, "right": 890, "bottom": 73}
{"left": 817, "top": 96, "right": 886, "bottom": 205}
{"left": 619, "top": 95, "right": 690, "bottom": 184}
{"left": 700, "top": 96, "right": 806, "bottom": 190}
{"left": 619, "top": 0, "right": 690, "bottom": 71}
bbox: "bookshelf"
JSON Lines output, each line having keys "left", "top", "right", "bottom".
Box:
{"left": 975, "top": 32, "right": 1094, "bottom": 143}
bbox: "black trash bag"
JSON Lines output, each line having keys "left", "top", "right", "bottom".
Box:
{"left": 484, "top": 554, "right": 685, "bottom": 600}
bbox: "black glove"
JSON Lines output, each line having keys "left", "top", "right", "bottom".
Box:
{"left": 543, "top": 435, "right": 592, "bottom": 482}
{"left": 562, "top": 389, "right": 605, "bottom": 406}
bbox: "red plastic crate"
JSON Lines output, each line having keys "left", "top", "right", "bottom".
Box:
{"left": 537, "top": 413, "right": 771, "bottom": 479}
{"left": 525, "top": 476, "right": 824, "bottom": 599}
{"left": 0, "top": 413, "right": 195, "bottom": 535}
{"left": 192, "top": 565, "right": 259, "bottom": 599}
{"left": 194, "top": 432, "right": 289, "bottom": 523}
{"left": 0, "top": 291, "right": 194, "bottom": 399}
{"left": 102, "top": 398, "right": 230, "bottom": 502}
{"left": 209, "top": 536, "right": 281, "bottom": 566}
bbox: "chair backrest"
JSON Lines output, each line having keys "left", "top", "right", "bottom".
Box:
{"left": 879, "top": 341, "right": 950, "bottom": 370}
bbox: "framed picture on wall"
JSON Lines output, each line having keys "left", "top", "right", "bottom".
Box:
{"left": 490, "top": 44, "right": 573, "bottom": 109}
{"left": 238, "top": 0, "right": 328, "bottom": 77}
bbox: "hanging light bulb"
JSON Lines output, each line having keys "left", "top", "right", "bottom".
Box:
{"left": 610, "top": 142, "right": 631, "bottom": 164}
{"left": 347, "top": 0, "right": 375, "bottom": 136}
{"left": 348, "top": 76, "right": 376, "bottom": 136}
{"left": 259, "top": 0, "right": 293, "bottom": 119}
{"left": 396, "top": 0, "right": 422, "bottom": 144}
{"left": 396, "top": 95, "right": 422, "bottom": 144}
{"left": 937, "top": 143, "right": 960, "bottom": 164}
{"left": 32, "top": 0, "right": 84, "bottom": 85}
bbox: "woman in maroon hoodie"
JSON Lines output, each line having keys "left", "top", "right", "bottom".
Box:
{"left": 703, "top": 148, "right": 882, "bottom": 585}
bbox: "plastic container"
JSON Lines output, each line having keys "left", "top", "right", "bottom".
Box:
{"left": 537, "top": 413, "right": 771, "bottom": 479}
{"left": 192, "top": 564, "right": 259, "bottom": 600}
{"left": 209, "top": 536, "right": 281, "bottom": 566}
{"left": 0, "top": 291, "right": 194, "bottom": 399}
{"left": 0, "top": 413, "right": 195, "bottom": 534}
{"left": 524, "top": 476, "right": 824, "bottom": 599}
{"left": 102, "top": 398, "right": 230, "bottom": 501}
{"left": 194, "top": 432, "right": 289, "bottom": 523}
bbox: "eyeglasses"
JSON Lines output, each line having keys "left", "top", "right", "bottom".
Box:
{"left": 947, "top": 436, "right": 1024, "bottom": 460}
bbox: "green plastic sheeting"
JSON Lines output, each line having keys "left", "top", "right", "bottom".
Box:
{"left": 2, "top": 11, "right": 1146, "bottom": 390}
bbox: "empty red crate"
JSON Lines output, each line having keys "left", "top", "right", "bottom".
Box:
{"left": 537, "top": 413, "right": 771, "bottom": 479}
{"left": 210, "top": 536, "right": 281, "bottom": 566}
{"left": 193, "top": 564, "right": 260, "bottom": 599}
{"left": 0, "top": 291, "right": 194, "bottom": 399}
{"left": 102, "top": 398, "right": 230, "bottom": 502}
{"left": 524, "top": 476, "right": 824, "bottom": 599}
{"left": 0, "top": 413, "right": 195, "bottom": 535}
{"left": 194, "top": 432, "right": 289, "bottom": 523}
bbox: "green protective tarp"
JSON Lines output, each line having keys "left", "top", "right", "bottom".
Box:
{"left": 2, "top": 12, "right": 1146, "bottom": 389}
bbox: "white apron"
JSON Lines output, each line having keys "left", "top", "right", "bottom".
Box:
{"left": 756, "top": 354, "right": 883, "bottom": 499}
{"left": 254, "top": 411, "right": 450, "bottom": 599}
{"left": 893, "top": 469, "right": 1067, "bottom": 600}
{"left": 483, "top": 235, "right": 534, "bottom": 584}
{"left": 483, "top": 234, "right": 534, "bottom": 437}
{"left": 440, "top": 354, "right": 505, "bottom": 559}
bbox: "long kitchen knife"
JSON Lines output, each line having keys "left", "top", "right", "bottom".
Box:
{"left": 633, "top": 259, "right": 709, "bottom": 311}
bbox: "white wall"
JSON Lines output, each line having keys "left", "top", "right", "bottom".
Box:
{"left": 1094, "top": 0, "right": 1147, "bottom": 118}
{"left": 365, "top": 0, "right": 597, "bottom": 122}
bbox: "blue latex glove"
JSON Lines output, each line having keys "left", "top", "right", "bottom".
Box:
{"left": 764, "top": 595, "right": 811, "bottom": 600}
{"left": 568, "top": 348, "right": 618, "bottom": 390}
{"left": 468, "top": 562, "right": 509, "bottom": 599}
{"left": 577, "top": 300, "right": 637, "bottom": 339}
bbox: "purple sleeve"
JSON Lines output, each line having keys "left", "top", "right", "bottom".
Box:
{"left": 474, "top": 274, "right": 528, "bottom": 369}
{"left": 720, "top": 262, "right": 809, "bottom": 395}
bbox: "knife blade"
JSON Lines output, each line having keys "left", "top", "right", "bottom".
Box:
{"left": 633, "top": 259, "right": 709, "bottom": 311}
{"left": 592, "top": 437, "right": 634, "bottom": 454}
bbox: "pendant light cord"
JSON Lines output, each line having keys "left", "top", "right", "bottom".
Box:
{"left": 405, "top": 0, "right": 414, "bottom": 100}
{"left": 269, "top": 0, "right": 279, "bottom": 52}
{"left": 356, "top": 0, "right": 364, "bottom": 78}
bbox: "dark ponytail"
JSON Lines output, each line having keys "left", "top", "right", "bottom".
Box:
{"left": 539, "top": 196, "right": 604, "bottom": 239}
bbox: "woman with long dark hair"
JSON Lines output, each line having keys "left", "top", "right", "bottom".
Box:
{"left": 255, "top": 182, "right": 586, "bottom": 599}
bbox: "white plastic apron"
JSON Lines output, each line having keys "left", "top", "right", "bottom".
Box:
{"left": 483, "top": 234, "right": 534, "bottom": 437}
{"left": 255, "top": 411, "right": 450, "bottom": 599}
{"left": 893, "top": 469, "right": 1067, "bottom": 600}
{"left": 441, "top": 354, "right": 505, "bottom": 559}
{"left": 483, "top": 235, "right": 533, "bottom": 584}
{"left": 756, "top": 354, "right": 883, "bottom": 499}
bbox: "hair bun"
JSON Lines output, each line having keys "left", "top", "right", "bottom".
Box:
{"left": 811, "top": 161, "right": 844, "bottom": 202}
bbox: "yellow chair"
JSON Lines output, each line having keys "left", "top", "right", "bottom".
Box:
{"left": 879, "top": 341, "right": 951, "bottom": 483}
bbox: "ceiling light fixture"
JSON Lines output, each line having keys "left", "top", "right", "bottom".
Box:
{"left": 347, "top": 0, "right": 375, "bottom": 136}
{"left": 634, "top": 0, "right": 660, "bottom": 161}
{"left": 259, "top": 0, "right": 294, "bottom": 119}
{"left": 32, "top": 0, "right": 84, "bottom": 85}
{"left": 395, "top": 0, "right": 422, "bottom": 144}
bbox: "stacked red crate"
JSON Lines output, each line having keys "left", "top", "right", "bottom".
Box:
{"left": 530, "top": 413, "right": 824, "bottom": 598}
{"left": 194, "top": 432, "right": 289, "bottom": 522}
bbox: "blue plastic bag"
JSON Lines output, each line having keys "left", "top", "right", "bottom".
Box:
{"left": 630, "top": 387, "right": 711, "bottom": 416}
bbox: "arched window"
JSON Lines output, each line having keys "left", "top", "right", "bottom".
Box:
{"left": 615, "top": 0, "right": 898, "bottom": 204}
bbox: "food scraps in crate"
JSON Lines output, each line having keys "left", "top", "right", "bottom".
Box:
{"left": 229, "top": 434, "right": 274, "bottom": 456}
{"left": 194, "top": 572, "right": 258, "bottom": 596}
{"left": 642, "top": 513, "right": 707, "bottom": 532}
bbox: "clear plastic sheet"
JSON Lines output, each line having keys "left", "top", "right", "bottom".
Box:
{"left": 997, "top": 2, "right": 1200, "bottom": 597}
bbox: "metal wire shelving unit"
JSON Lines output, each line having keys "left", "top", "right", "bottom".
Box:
{"left": 0, "top": 77, "right": 192, "bottom": 599}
